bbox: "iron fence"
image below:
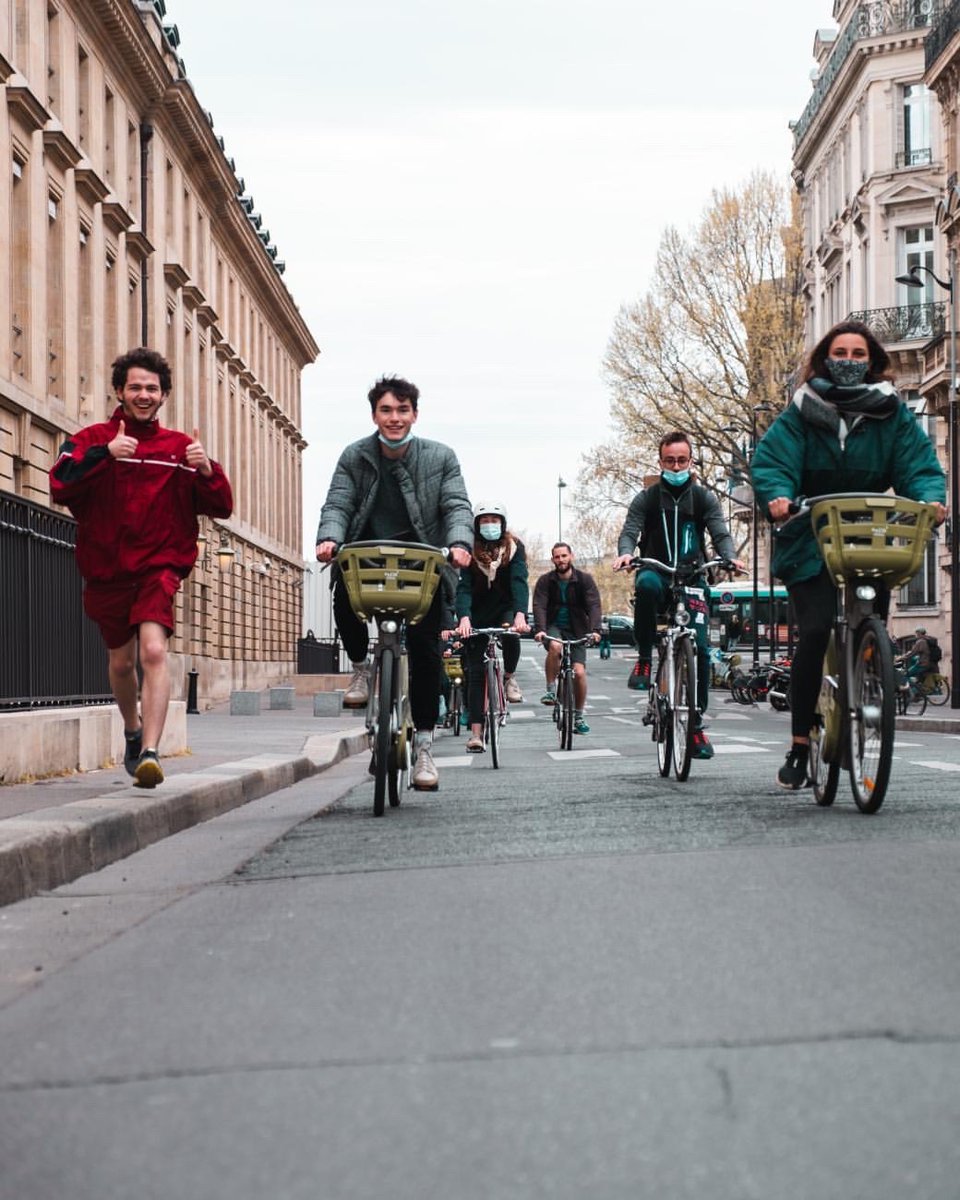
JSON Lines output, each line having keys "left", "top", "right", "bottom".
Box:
{"left": 847, "top": 301, "right": 947, "bottom": 343}
{"left": 0, "top": 490, "right": 111, "bottom": 709}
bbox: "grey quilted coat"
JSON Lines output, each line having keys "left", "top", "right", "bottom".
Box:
{"left": 315, "top": 433, "right": 474, "bottom": 550}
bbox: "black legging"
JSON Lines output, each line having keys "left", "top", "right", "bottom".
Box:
{"left": 333, "top": 577, "right": 443, "bottom": 731}
{"left": 464, "top": 632, "right": 521, "bottom": 724}
{"left": 788, "top": 568, "right": 890, "bottom": 739}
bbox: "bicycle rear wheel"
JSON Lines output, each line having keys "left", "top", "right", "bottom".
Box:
{"left": 924, "top": 674, "right": 950, "bottom": 706}
{"left": 672, "top": 637, "right": 695, "bottom": 781}
{"left": 486, "top": 658, "right": 501, "bottom": 768}
{"left": 373, "top": 649, "right": 394, "bottom": 817}
{"left": 849, "top": 616, "right": 896, "bottom": 814}
{"left": 899, "top": 683, "right": 927, "bottom": 717}
{"left": 655, "top": 653, "right": 672, "bottom": 777}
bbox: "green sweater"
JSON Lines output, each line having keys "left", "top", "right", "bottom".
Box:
{"left": 751, "top": 386, "right": 946, "bottom": 588}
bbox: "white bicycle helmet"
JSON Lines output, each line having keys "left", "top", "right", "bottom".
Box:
{"left": 474, "top": 502, "right": 507, "bottom": 526}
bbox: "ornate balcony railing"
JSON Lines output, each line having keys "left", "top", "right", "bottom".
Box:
{"left": 926, "top": 0, "right": 960, "bottom": 66}
{"left": 794, "top": 2, "right": 942, "bottom": 147}
{"left": 848, "top": 301, "right": 947, "bottom": 343}
{"left": 895, "top": 146, "right": 934, "bottom": 167}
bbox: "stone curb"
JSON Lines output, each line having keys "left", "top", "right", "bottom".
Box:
{"left": 0, "top": 729, "right": 369, "bottom": 909}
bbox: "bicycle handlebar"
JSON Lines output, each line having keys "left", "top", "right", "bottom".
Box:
{"left": 467, "top": 626, "right": 522, "bottom": 638}
{"left": 542, "top": 633, "right": 597, "bottom": 646}
{"left": 619, "top": 555, "right": 741, "bottom": 577}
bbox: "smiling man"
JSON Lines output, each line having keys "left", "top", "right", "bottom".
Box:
{"left": 50, "top": 347, "right": 233, "bottom": 788}
{"left": 315, "top": 375, "right": 473, "bottom": 791}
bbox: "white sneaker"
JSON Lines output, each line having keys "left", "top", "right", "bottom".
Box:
{"left": 344, "top": 661, "right": 370, "bottom": 707}
{"left": 505, "top": 676, "right": 524, "bottom": 703}
{"left": 412, "top": 742, "right": 439, "bottom": 791}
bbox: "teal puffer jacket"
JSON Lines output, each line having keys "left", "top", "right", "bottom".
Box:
{"left": 751, "top": 386, "right": 946, "bottom": 588}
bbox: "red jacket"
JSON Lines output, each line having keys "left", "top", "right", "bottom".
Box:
{"left": 50, "top": 407, "right": 233, "bottom": 583}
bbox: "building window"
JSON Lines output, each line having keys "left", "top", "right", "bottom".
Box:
{"left": 900, "top": 392, "right": 938, "bottom": 607}
{"left": 46, "top": 3, "right": 61, "bottom": 114}
{"left": 898, "top": 226, "right": 935, "bottom": 306}
{"left": 78, "top": 45, "right": 89, "bottom": 148}
{"left": 899, "top": 84, "right": 932, "bottom": 168}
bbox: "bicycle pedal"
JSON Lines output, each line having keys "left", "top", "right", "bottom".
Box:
{"left": 641, "top": 710, "right": 655, "bottom": 726}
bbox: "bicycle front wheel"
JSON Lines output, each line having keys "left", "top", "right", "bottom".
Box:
{"left": 899, "top": 683, "right": 927, "bottom": 717}
{"left": 655, "top": 653, "right": 672, "bottom": 778}
{"left": 373, "top": 648, "right": 394, "bottom": 817}
{"left": 849, "top": 617, "right": 896, "bottom": 814}
{"left": 451, "top": 681, "right": 463, "bottom": 736}
{"left": 672, "top": 637, "right": 696, "bottom": 781}
{"left": 486, "top": 658, "right": 501, "bottom": 768}
{"left": 557, "top": 668, "right": 574, "bottom": 751}
{"left": 924, "top": 673, "right": 950, "bottom": 706}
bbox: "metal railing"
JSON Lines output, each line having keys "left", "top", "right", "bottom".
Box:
{"left": 848, "top": 301, "right": 947, "bottom": 343}
{"left": 0, "top": 491, "right": 111, "bottom": 709}
{"left": 895, "top": 146, "right": 934, "bottom": 167}
{"left": 926, "top": 0, "right": 960, "bottom": 65}
{"left": 794, "top": 2, "right": 942, "bottom": 147}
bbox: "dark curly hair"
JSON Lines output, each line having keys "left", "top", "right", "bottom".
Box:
{"left": 111, "top": 347, "right": 172, "bottom": 394}
{"left": 802, "top": 320, "right": 893, "bottom": 385}
{"left": 368, "top": 375, "right": 419, "bottom": 412}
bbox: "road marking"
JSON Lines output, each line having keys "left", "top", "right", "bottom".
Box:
{"left": 717, "top": 735, "right": 783, "bottom": 745}
{"left": 909, "top": 760, "right": 960, "bottom": 773}
{"left": 435, "top": 757, "right": 477, "bottom": 768}
{"left": 507, "top": 709, "right": 536, "bottom": 720}
{"left": 711, "top": 711, "right": 750, "bottom": 721}
{"left": 589, "top": 694, "right": 611, "bottom": 700}
{"left": 711, "top": 744, "right": 769, "bottom": 755}
{"left": 605, "top": 715, "right": 641, "bottom": 726}
{"left": 546, "top": 748, "right": 621, "bottom": 761}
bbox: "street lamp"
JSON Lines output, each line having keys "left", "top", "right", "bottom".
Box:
{"left": 723, "top": 403, "right": 774, "bottom": 672}
{"left": 896, "top": 257, "right": 960, "bottom": 710}
{"left": 557, "top": 475, "right": 567, "bottom": 542}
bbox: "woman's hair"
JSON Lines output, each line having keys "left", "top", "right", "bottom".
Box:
{"left": 802, "top": 320, "right": 893, "bottom": 384}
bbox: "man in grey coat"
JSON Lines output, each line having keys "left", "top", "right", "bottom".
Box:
{"left": 316, "top": 375, "right": 473, "bottom": 790}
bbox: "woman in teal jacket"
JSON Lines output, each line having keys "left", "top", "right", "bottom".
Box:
{"left": 751, "top": 320, "right": 946, "bottom": 790}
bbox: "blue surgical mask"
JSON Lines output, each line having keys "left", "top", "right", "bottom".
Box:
{"left": 825, "top": 358, "right": 870, "bottom": 387}
{"left": 378, "top": 430, "right": 415, "bottom": 448}
{"left": 661, "top": 468, "right": 690, "bottom": 487}
{"left": 478, "top": 522, "right": 502, "bottom": 541}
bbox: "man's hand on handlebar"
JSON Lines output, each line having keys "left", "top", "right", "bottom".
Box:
{"left": 511, "top": 612, "right": 530, "bottom": 634}
{"left": 457, "top": 616, "right": 472, "bottom": 638}
{"left": 316, "top": 540, "right": 338, "bottom": 562}
{"left": 611, "top": 553, "right": 634, "bottom": 572}
{"left": 767, "top": 498, "right": 793, "bottom": 522}
{"left": 449, "top": 546, "right": 472, "bottom": 569}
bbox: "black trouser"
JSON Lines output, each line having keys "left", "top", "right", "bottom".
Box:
{"left": 333, "top": 577, "right": 443, "bottom": 732}
{"left": 788, "top": 568, "right": 890, "bottom": 739}
{"left": 464, "top": 632, "right": 521, "bottom": 724}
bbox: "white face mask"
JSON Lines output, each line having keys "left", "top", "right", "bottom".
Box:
{"left": 478, "top": 522, "right": 502, "bottom": 541}
{"left": 378, "top": 430, "right": 415, "bottom": 448}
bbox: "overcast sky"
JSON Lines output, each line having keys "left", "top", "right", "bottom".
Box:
{"left": 167, "top": 1, "right": 831, "bottom": 556}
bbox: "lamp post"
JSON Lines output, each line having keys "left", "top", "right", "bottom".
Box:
{"left": 557, "top": 475, "right": 567, "bottom": 542}
{"left": 896, "top": 256, "right": 960, "bottom": 710}
{"left": 723, "top": 405, "right": 774, "bottom": 672}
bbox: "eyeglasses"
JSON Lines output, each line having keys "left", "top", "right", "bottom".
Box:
{"left": 660, "top": 456, "right": 690, "bottom": 467}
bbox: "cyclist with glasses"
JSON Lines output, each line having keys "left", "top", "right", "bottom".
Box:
{"left": 612, "top": 430, "right": 742, "bottom": 760}
{"left": 455, "top": 503, "right": 530, "bottom": 753}
{"left": 532, "top": 543, "right": 602, "bottom": 734}
{"left": 315, "top": 375, "right": 474, "bottom": 791}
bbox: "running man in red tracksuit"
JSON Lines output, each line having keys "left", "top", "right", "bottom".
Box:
{"left": 50, "top": 347, "right": 233, "bottom": 788}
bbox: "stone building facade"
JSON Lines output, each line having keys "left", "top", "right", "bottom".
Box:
{"left": 0, "top": 0, "right": 319, "bottom": 703}
{"left": 791, "top": 0, "right": 952, "bottom": 657}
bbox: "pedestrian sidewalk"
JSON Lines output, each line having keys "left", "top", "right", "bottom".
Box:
{"left": 0, "top": 697, "right": 368, "bottom": 908}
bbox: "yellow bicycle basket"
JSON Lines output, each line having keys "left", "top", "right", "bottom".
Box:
{"left": 810, "top": 493, "right": 938, "bottom": 587}
{"left": 442, "top": 654, "right": 463, "bottom": 681}
{"left": 336, "top": 540, "right": 447, "bottom": 624}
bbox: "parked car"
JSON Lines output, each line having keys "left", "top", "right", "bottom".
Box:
{"left": 604, "top": 614, "right": 635, "bottom": 646}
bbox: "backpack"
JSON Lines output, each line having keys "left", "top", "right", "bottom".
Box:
{"left": 928, "top": 636, "right": 942, "bottom": 665}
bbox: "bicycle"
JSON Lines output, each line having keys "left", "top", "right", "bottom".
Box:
{"left": 441, "top": 648, "right": 464, "bottom": 736}
{"left": 336, "top": 539, "right": 447, "bottom": 816}
{"left": 921, "top": 670, "right": 951, "bottom": 706}
{"left": 624, "top": 555, "right": 737, "bottom": 781}
{"left": 543, "top": 634, "right": 595, "bottom": 750}
{"left": 797, "top": 494, "right": 938, "bottom": 814}
{"left": 894, "top": 657, "right": 928, "bottom": 717}
{"left": 464, "top": 626, "right": 517, "bottom": 767}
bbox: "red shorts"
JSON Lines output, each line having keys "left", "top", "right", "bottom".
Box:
{"left": 83, "top": 569, "right": 182, "bottom": 649}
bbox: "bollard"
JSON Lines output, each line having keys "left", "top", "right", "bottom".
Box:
{"left": 230, "top": 690, "right": 261, "bottom": 715}
{"left": 313, "top": 691, "right": 344, "bottom": 717}
{"left": 186, "top": 668, "right": 200, "bottom": 714}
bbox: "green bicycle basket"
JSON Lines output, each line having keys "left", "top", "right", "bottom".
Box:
{"left": 336, "top": 540, "right": 447, "bottom": 624}
{"left": 810, "top": 493, "right": 938, "bottom": 587}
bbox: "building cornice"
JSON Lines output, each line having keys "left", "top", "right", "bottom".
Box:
{"left": 5, "top": 78, "right": 48, "bottom": 132}
{"left": 43, "top": 125, "right": 84, "bottom": 173}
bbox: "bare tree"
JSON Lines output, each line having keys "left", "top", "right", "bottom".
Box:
{"left": 580, "top": 171, "right": 805, "bottom": 522}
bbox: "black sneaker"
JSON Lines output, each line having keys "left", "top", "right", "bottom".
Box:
{"left": 628, "top": 657, "right": 651, "bottom": 691}
{"left": 777, "top": 746, "right": 809, "bottom": 790}
{"left": 134, "top": 749, "right": 164, "bottom": 789}
{"left": 123, "top": 728, "right": 143, "bottom": 777}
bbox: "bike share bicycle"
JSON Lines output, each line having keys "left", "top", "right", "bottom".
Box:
{"left": 544, "top": 634, "right": 595, "bottom": 750}
{"left": 624, "top": 555, "right": 738, "bottom": 780}
{"left": 336, "top": 540, "right": 447, "bottom": 816}
{"left": 795, "top": 494, "right": 938, "bottom": 814}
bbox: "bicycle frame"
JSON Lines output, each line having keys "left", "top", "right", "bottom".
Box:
{"left": 543, "top": 633, "right": 595, "bottom": 751}
{"left": 467, "top": 627, "right": 515, "bottom": 768}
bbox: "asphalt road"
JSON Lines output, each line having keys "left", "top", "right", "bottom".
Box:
{"left": 2, "top": 648, "right": 960, "bottom": 1199}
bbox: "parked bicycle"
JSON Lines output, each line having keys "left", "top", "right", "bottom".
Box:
{"left": 336, "top": 539, "right": 447, "bottom": 816}
{"left": 766, "top": 657, "right": 793, "bottom": 712}
{"left": 798, "top": 494, "right": 938, "bottom": 814}
{"left": 624, "top": 555, "right": 738, "bottom": 780}
{"left": 465, "top": 626, "right": 518, "bottom": 767}
{"left": 544, "top": 634, "right": 595, "bottom": 750}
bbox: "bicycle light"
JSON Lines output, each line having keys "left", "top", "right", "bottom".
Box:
{"left": 855, "top": 584, "right": 877, "bottom": 601}
{"left": 675, "top": 605, "right": 690, "bottom": 627}
{"left": 381, "top": 619, "right": 398, "bottom": 634}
